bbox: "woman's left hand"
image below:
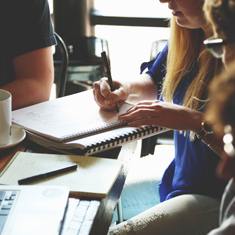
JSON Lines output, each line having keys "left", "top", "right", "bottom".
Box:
{"left": 118, "top": 100, "right": 203, "bottom": 132}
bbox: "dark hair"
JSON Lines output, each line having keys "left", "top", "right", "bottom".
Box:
{"left": 206, "top": 65, "right": 235, "bottom": 134}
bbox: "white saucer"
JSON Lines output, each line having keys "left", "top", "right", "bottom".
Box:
{"left": 0, "top": 125, "right": 26, "bottom": 149}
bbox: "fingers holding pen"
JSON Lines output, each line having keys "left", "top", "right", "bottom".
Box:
{"left": 99, "top": 77, "right": 112, "bottom": 97}
{"left": 93, "top": 79, "right": 112, "bottom": 110}
{"left": 93, "top": 78, "right": 121, "bottom": 110}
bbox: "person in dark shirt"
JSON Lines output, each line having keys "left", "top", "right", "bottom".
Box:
{"left": 0, "top": 0, "right": 56, "bottom": 110}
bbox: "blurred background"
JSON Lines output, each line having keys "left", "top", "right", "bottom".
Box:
{"left": 49, "top": 0, "right": 170, "bottom": 86}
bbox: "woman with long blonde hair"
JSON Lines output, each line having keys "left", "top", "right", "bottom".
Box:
{"left": 93, "top": 0, "right": 226, "bottom": 234}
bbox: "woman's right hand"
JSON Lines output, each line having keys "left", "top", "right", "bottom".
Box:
{"left": 93, "top": 77, "right": 130, "bottom": 111}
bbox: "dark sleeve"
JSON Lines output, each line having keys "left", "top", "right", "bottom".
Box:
{"left": 7, "top": 0, "right": 56, "bottom": 58}
{"left": 140, "top": 42, "right": 168, "bottom": 89}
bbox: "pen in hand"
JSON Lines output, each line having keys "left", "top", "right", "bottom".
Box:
{"left": 101, "top": 51, "right": 119, "bottom": 113}
{"left": 18, "top": 164, "right": 77, "bottom": 185}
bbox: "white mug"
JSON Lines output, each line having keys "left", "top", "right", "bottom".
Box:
{"left": 0, "top": 89, "right": 12, "bottom": 146}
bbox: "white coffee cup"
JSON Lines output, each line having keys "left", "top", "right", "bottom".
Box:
{"left": 0, "top": 89, "right": 12, "bottom": 146}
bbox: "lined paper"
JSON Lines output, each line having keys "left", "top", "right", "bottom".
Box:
{"left": 0, "top": 152, "right": 123, "bottom": 198}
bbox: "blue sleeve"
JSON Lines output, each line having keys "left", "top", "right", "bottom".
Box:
{"left": 140, "top": 42, "right": 168, "bottom": 86}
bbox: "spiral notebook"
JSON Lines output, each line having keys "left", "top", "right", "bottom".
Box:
{"left": 12, "top": 90, "right": 168, "bottom": 155}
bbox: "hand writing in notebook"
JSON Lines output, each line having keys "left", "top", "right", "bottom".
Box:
{"left": 93, "top": 56, "right": 153, "bottom": 115}
{"left": 101, "top": 51, "right": 119, "bottom": 113}
{"left": 93, "top": 55, "right": 132, "bottom": 112}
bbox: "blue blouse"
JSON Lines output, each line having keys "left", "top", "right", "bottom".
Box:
{"left": 141, "top": 43, "right": 226, "bottom": 202}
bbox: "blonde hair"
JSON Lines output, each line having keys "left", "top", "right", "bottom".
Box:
{"left": 161, "top": 17, "right": 220, "bottom": 110}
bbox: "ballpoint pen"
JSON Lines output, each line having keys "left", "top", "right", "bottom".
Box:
{"left": 101, "top": 51, "right": 119, "bottom": 113}
{"left": 18, "top": 164, "right": 77, "bottom": 185}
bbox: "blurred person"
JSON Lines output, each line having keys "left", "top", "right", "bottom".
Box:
{"left": 206, "top": 67, "right": 235, "bottom": 235}
{"left": 203, "top": 0, "right": 235, "bottom": 234}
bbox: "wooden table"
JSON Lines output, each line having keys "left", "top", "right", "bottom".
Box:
{"left": 0, "top": 138, "right": 141, "bottom": 235}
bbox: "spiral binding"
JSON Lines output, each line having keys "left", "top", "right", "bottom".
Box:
{"left": 61, "top": 120, "right": 128, "bottom": 143}
{"left": 85, "top": 125, "right": 167, "bottom": 155}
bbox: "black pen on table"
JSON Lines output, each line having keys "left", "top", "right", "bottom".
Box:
{"left": 101, "top": 51, "right": 119, "bottom": 113}
{"left": 18, "top": 164, "right": 77, "bottom": 185}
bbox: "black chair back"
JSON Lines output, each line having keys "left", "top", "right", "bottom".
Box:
{"left": 54, "top": 32, "right": 68, "bottom": 98}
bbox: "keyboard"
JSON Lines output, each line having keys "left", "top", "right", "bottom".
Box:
{"left": 61, "top": 198, "right": 100, "bottom": 235}
{"left": 0, "top": 191, "right": 18, "bottom": 234}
